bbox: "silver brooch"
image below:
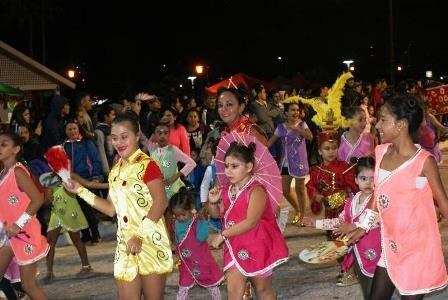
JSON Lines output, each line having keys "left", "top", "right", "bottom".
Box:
{"left": 227, "top": 221, "right": 235, "bottom": 228}
{"left": 24, "top": 244, "right": 34, "bottom": 255}
{"left": 181, "top": 248, "right": 191, "bottom": 258}
{"left": 192, "top": 269, "right": 201, "bottom": 277}
{"left": 389, "top": 240, "right": 398, "bottom": 253}
{"left": 237, "top": 249, "right": 249, "bottom": 261}
{"left": 55, "top": 195, "right": 62, "bottom": 202}
{"left": 8, "top": 195, "right": 19, "bottom": 206}
{"left": 71, "top": 212, "right": 78, "bottom": 219}
{"left": 365, "top": 249, "right": 377, "bottom": 260}
{"left": 378, "top": 194, "right": 389, "bottom": 209}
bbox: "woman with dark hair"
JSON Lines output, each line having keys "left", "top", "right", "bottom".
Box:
{"left": 216, "top": 88, "right": 267, "bottom": 145}
{"left": 9, "top": 104, "right": 42, "bottom": 137}
{"left": 346, "top": 95, "right": 448, "bottom": 299}
{"left": 63, "top": 114, "right": 173, "bottom": 299}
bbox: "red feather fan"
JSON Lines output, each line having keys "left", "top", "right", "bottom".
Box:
{"left": 44, "top": 146, "right": 71, "bottom": 183}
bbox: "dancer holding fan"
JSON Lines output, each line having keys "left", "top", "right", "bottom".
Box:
{"left": 62, "top": 114, "right": 173, "bottom": 299}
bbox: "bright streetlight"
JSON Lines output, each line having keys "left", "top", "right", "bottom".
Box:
{"left": 426, "top": 71, "right": 433, "bottom": 78}
{"left": 67, "top": 69, "right": 75, "bottom": 79}
{"left": 195, "top": 65, "right": 204, "bottom": 75}
{"left": 343, "top": 60, "right": 354, "bottom": 70}
{"left": 349, "top": 66, "right": 355, "bottom": 71}
{"left": 397, "top": 66, "right": 403, "bottom": 71}
{"left": 277, "top": 56, "right": 282, "bottom": 60}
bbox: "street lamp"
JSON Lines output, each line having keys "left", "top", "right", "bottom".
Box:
{"left": 343, "top": 60, "right": 354, "bottom": 70}
{"left": 349, "top": 66, "right": 355, "bottom": 71}
{"left": 67, "top": 69, "right": 75, "bottom": 79}
{"left": 397, "top": 66, "right": 403, "bottom": 71}
{"left": 195, "top": 65, "right": 204, "bottom": 75}
{"left": 426, "top": 71, "right": 433, "bottom": 78}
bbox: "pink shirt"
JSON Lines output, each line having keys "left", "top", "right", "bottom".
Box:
{"left": 167, "top": 125, "right": 190, "bottom": 156}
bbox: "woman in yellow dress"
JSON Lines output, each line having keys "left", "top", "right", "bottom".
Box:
{"left": 63, "top": 113, "right": 173, "bottom": 300}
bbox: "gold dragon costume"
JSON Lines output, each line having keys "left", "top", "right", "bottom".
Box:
{"left": 79, "top": 149, "right": 173, "bottom": 281}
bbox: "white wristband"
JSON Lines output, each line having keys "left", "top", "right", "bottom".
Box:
{"left": 356, "top": 209, "right": 378, "bottom": 233}
{"left": 15, "top": 212, "right": 32, "bottom": 229}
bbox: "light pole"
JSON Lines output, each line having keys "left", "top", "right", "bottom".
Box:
{"left": 188, "top": 76, "right": 197, "bottom": 97}
{"left": 343, "top": 60, "right": 354, "bottom": 71}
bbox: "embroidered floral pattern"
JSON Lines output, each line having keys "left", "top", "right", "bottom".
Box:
{"left": 378, "top": 194, "right": 389, "bottom": 209}
{"left": 237, "top": 249, "right": 249, "bottom": 261}
{"left": 181, "top": 248, "right": 191, "bottom": 258}
{"left": 365, "top": 249, "right": 377, "bottom": 260}
{"left": 8, "top": 195, "right": 18, "bottom": 206}
{"left": 24, "top": 244, "right": 34, "bottom": 255}
{"left": 227, "top": 221, "right": 235, "bottom": 228}
{"left": 389, "top": 240, "right": 398, "bottom": 253}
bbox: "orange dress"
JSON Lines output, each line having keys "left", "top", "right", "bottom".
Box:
{"left": 0, "top": 163, "right": 49, "bottom": 265}
{"left": 374, "top": 144, "right": 448, "bottom": 295}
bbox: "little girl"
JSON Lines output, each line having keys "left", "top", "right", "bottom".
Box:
{"left": 303, "top": 157, "right": 380, "bottom": 298}
{"left": 268, "top": 101, "right": 313, "bottom": 225}
{"left": 208, "top": 142, "right": 288, "bottom": 299}
{"left": 338, "top": 107, "right": 374, "bottom": 163}
{"left": 347, "top": 95, "right": 448, "bottom": 299}
{"left": 169, "top": 188, "right": 223, "bottom": 300}
{"left": 307, "top": 131, "right": 358, "bottom": 222}
{"left": 0, "top": 131, "right": 49, "bottom": 300}
{"left": 143, "top": 122, "right": 196, "bottom": 200}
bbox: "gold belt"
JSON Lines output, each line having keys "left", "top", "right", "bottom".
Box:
{"left": 324, "top": 191, "right": 347, "bottom": 209}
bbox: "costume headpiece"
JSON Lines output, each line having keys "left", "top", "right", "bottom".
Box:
{"left": 318, "top": 131, "right": 338, "bottom": 147}
{"left": 282, "top": 72, "right": 353, "bottom": 130}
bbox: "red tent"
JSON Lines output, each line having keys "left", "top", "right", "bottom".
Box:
{"left": 206, "top": 72, "right": 275, "bottom": 94}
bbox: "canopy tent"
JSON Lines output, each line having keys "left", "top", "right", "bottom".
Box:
{"left": 0, "top": 82, "right": 24, "bottom": 96}
{"left": 206, "top": 72, "right": 276, "bottom": 94}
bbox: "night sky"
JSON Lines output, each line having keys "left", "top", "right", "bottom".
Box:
{"left": 1, "top": 0, "right": 447, "bottom": 97}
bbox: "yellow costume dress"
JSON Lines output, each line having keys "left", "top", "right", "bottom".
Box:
{"left": 108, "top": 149, "right": 173, "bottom": 281}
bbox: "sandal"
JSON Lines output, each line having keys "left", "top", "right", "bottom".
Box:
{"left": 77, "top": 265, "right": 93, "bottom": 276}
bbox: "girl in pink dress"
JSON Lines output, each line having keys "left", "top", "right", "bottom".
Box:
{"left": 338, "top": 107, "right": 374, "bottom": 163}
{"left": 0, "top": 131, "right": 49, "bottom": 300}
{"left": 208, "top": 142, "right": 288, "bottom": 299}
{"left": 304, "top": 157, "right": 380, "bottom": 298}
{"left": 169, "top": 188, "right": 223, "bottom": 300}
{"left": 346, "top": 95, "right": 448, "bottom": 299}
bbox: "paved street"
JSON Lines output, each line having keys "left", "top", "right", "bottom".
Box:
{"left": 39, "top": 148, "right": 448, "bottom": 299}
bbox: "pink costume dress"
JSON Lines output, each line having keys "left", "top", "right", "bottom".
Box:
{"left": 176, "top": 216, "right": 224, "bottom": 288}
{"left": 0, "top": 163, "right": 49, "bottom": 265}
{"left": 338, "top": 132, "right": 371, "bottom": 163}
{"left": 222, "top": 177, "right": 288, "bottom": 276}
{"left": 374, "top": 144, "right": 448, "bottom": 295}
{"left": 316, "top": 192, "right": 381, "bottom": 277}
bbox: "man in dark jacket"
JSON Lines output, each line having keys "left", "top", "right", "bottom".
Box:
{"left": 40, "top": 95, "right": 70, "bottom": 151}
